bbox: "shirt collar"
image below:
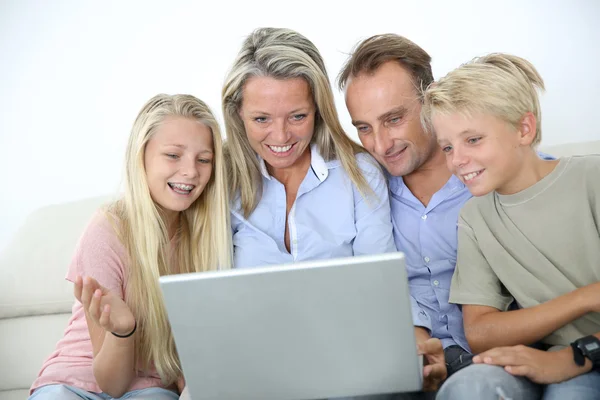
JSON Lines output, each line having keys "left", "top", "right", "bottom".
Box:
{"left": 388, "top": 170, "right": 465, "bottom": 199}
{"left": 257, "top": 143, "right": 329, "bottom": 182}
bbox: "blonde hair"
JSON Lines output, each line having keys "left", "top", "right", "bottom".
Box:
{"left": 222, "top": 27, "right": 371, "bottom": 217}
{"left": 106, "top": 94, "right": 231, "bottom": 384}
{"left": 422, "top": 53, "right": 545, "bottom": 145}
{"left": 337, "top": 33, "right": 433, "bottom": 96}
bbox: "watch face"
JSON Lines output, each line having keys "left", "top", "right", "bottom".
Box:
{"left": 585, "top": 342, "right": 600, "bottom": 351}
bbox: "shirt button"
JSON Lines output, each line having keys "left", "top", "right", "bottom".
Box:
{"left": 292, "top": 239, "right": 298, "bottom": 245}
{"left": 424, "top": 256, "right": 430, "bottom": 263}
{"left": 421, "top": 214, "right": 428, "bottom": 220}
{"left": 433, "top": 280, "right": 439, "bottom": 286}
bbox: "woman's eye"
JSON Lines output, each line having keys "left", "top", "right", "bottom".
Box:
{"left": 292, "top": 114, "right": 306, "bottom": 121}
{"left": 166, "top": 153, "right": 179, "bottom": 159}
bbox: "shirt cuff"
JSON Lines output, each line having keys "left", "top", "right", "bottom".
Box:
{"left": 410, "top": 296, "right": 432, "bottom": 331}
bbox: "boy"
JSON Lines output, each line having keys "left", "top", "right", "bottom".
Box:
{"left": 423, "top": 53, "right": 600, "bottom": 399}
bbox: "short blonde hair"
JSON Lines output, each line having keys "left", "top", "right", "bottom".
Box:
{"left": 222, "top": 27, "right": 370, "bottom": 217}
{"left": 422, "top": 53, "right": 545, "bottom": 145}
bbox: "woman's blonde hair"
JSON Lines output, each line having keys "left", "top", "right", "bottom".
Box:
{"left": 422, "top": 53, "right": 545, "bottom": 145}
{"left": 106, "top": 94, "right": 231, "bottom": 384}
{"left": 222, "top": 27, "right": 371, "bottom": 217}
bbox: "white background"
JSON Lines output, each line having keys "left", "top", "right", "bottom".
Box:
{"left": 1, "top": 0, "right": 599, "bottom": 251}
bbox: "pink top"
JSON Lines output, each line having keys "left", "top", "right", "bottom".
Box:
{"left": 30, "top": 211, "right": 165, "bottom": 394}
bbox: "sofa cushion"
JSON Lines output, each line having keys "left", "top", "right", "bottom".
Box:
{"left": 0, "top": 196, "right": 111, "bottom": 319}
{"left": 0, "top": 389, "right": 30, "bottom": 400}
{"left": 0, "top": 313, "right": 71, "bottom": 392}
{"left": 539, "top": 139, "right": 600, "bottom": 157}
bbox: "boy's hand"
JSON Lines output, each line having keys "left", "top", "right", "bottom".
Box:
{"left": 74, "top": 275, "right": 135, "bottom": 336}
{"left": 418, "top": 338, "right": 447, "bottom": 391}
{"left": 473, "top": 345, "right": 591, "bottom": 384}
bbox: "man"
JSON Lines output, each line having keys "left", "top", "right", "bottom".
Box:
{"left": 337, "top": 35, "right": 554, "bottom": 398}
{"left": 338, "top": 35, "right": 472, "bottom": 394}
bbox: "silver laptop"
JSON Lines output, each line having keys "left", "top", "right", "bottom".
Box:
{"left": 159, "top": 252, "right": 422, "bottom": 400}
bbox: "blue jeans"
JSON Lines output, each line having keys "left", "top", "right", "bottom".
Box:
{"left": 436, "top": 363, "right": 600, "bottom": 400}
{"left": 29, "top": 384, "right": 180, "bottom": 400}
{"left": 334, "top": 346, "right": 471, "bottom": 400}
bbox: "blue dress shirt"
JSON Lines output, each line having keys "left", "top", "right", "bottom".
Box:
{"left": 232, "top": 144, "right": 397, "bottom": 268}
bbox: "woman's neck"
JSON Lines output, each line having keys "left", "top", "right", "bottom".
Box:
{"left": 268, "top": 146, "right": 312, "bottom": 188}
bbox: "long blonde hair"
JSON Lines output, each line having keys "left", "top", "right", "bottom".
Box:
{"left": 107, "top": 94, "right": 231, "bottom": 384}
{"left": 222, "top": 27, "right": 372, "bottom": 217}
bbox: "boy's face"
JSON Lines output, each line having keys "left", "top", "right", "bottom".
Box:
{"left": 434, "top": 112, "right": 529, "bottom": 197}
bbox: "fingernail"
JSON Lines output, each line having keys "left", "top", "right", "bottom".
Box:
{"left": 473, "top": 356, "right": 481, "bottom": 363}
{"left": 484, "top": 357, "right": 492, "bottom": 363}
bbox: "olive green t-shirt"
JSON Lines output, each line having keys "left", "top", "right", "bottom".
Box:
{"left": 450, "top": 155, "right": 600, "bottom": 346}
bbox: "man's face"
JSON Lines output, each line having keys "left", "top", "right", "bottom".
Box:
{"left": 345, "top": 61, "right": 436, "bottom": 177}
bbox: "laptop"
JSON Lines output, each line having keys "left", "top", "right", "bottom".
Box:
{"left": 159, "top": 252, "right": 422, "bottom": 400}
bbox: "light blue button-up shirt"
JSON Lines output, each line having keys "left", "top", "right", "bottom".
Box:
{"left": 232, "top": 145, "right": 397, "bottom": 267}
{"left": 390, "top": 174, "right": 471, "bottom": 351}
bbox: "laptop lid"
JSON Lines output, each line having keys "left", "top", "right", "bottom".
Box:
{"left": 160, "top": 252, "right": 421, "bottom": 400}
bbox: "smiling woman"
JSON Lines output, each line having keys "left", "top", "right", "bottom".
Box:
{"left": 221, "top": 27, "right": 397, "bottom": 271}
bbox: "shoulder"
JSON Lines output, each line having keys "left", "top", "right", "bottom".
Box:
{"left": 568, "top": 154, "right": 600, "bottom": 172}
{"left": 573, "top": 155, "right": 600, "bottom": 194}
{"left": 76, "top": 207, "right": 127, "bottom": 261}
{"left": 352, "top": 152, "right": 387, "bottom": 186}
{"left": 355, "top": 152, "right": 383, "bottom": 173}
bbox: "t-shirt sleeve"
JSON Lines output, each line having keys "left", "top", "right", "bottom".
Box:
{"left": 449, "top": 210, "right": 514, "bottom": 311}
{"left": 65, "top": 211, "right": 127, "bottom": 300}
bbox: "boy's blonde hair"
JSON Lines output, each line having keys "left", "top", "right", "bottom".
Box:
{"left": 422, "top": 53, "right": 545, "bottom": 145}
{"left": 107, "top": 94, "right": 231, "bottom": 385}
{"left": 222, "top": 27, "right": 371, "bottom": 218}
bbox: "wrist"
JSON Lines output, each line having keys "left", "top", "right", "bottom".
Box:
{"left": 562, "top": 346, "right": 593, "bottom": 378}
{"left": 414, "top": 326, "right": 431, "bottom": 344}
{"left": 111, "top": 320, "right": 137, "bottom": 338}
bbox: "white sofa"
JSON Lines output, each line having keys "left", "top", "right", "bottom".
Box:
{"left": 1, "top": 140, "right": 599, "bottom": 400}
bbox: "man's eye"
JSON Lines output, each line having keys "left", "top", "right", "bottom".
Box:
{"left": 441, "top": 146, "right": 452, "bottom": 153}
